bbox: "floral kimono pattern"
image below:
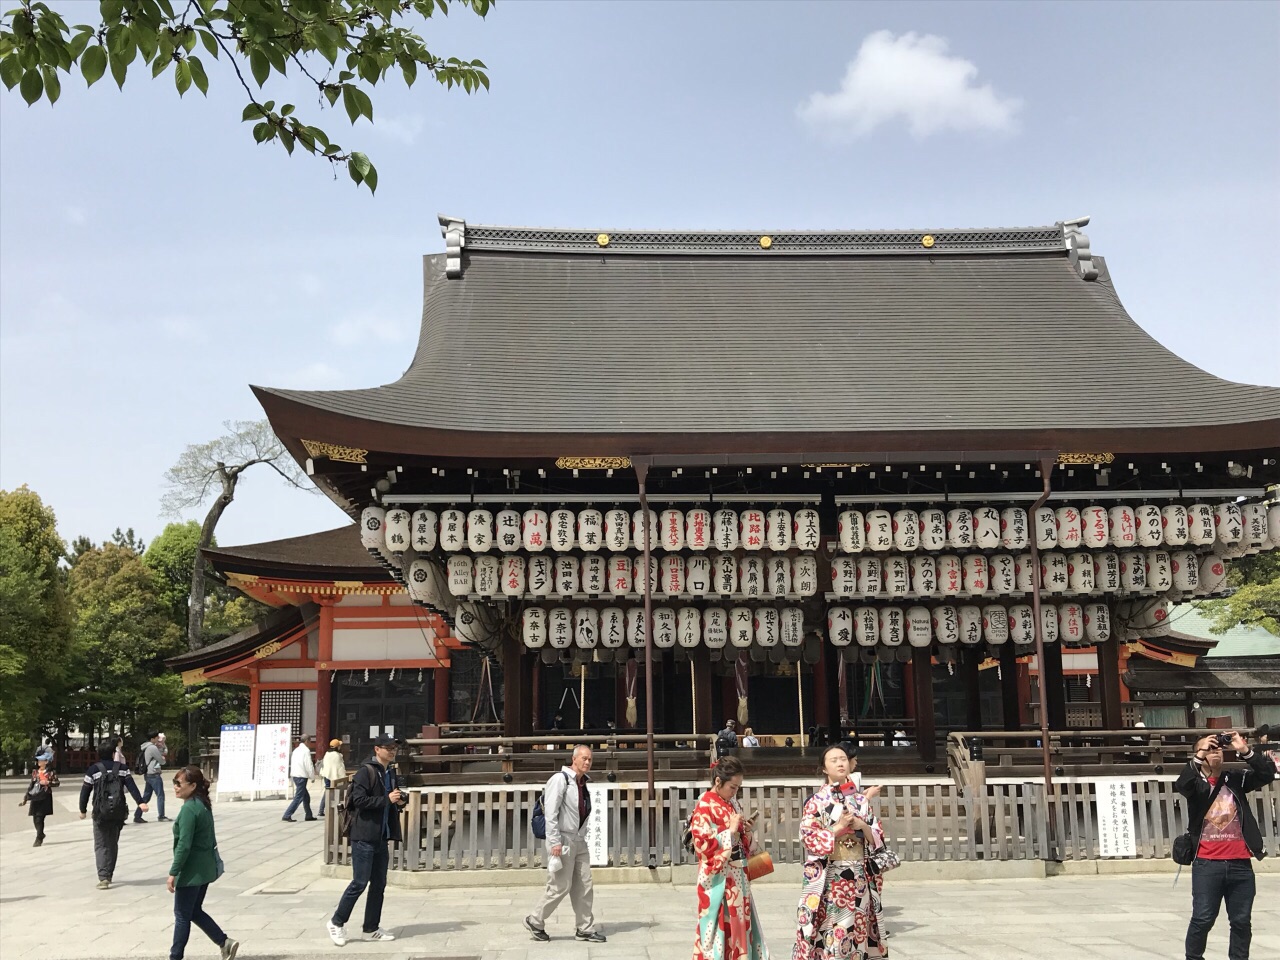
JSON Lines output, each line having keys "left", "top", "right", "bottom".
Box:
{"left": 792, "top": 784, "right": 887, "bottom": 960}
{"left": 692, "top": 789, "right": 770, "bottom": 960}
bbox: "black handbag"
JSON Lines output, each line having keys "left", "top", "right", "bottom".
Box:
{"left": 1173, "top": 777, "right": 1224, "bottom": 867}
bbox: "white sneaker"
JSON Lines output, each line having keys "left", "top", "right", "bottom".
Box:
{"left": 366, "top": 928, "right": 396, "bottom": 941}
{"left": 326, "top": 922, "right": 347, "bottom": 947}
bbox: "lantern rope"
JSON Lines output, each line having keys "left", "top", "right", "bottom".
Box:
{"left": 579, "top": 661, "right": 586, "bottom": 731}
{"left": 690, "top": 658, "right": 698, "bottom": 738}
{"left": 796, "top": 660, "right": 806, "bottom": 748}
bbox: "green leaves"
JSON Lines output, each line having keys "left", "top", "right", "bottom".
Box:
{"left": 347, "top": 152, "right": 377, "bottom": 193}
{"left": 19, "top": 67, "right": 41, "bottom": 105}
{"left": 80, "top": 44, "right": 107, "bottom": 85}
{"left": 341, "top": 82, "right": 372, "bottom": 124}
{"left": 187, "top": 54, "right": 208, "bottom": 94}
{"left": 174, "top": 57, "right": 190, "bottom": 95}
{"left": 249, "top": 47, "right": 269, "bottom": 87}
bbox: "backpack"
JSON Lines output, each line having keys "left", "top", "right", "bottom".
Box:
{"left": 336, "top": 763, "right": 380, "bottom": 840}
{"left": 93, "top": 765, "right": 129, "bottom": 822}
{"left": 531, "top": 771, "right": 574, "bottom": 841}
{"left": 134, "top": 745, "right": 149, "bottom": 776}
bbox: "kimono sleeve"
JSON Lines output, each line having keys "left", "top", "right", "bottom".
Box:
{"left": 799, "top": 792, "right": 837, "bottom": 857}
{"left": 691, "top": 800, "right": 734, "bottom": 874}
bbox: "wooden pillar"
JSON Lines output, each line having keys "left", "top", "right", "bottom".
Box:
{"left": 248, "top": 669, "right": 261, "bottom": 724}
{"left": 999, "top": 643, "right": 1021, "bottom": 731}
{"left": 721, "top": 672, "right": 737, "bottom": 731}
{"left": 433, "top": 666, "right": 450, "bottom": 724}
{"left": 693, "top": 648, "right": 713, "bottom": 737}
{"left": 502, "top": 630, "right": 532, "bottom": 739}
{"left": 963, "top": 648, "right": 983, "bottom": 730}
{"left": 1041, "top": 642, "right": 1067, "bottom": 729}
{"left": 911, "top": 646, "right": 937, "bottom": 762}
{"left": 1097, "top": 636, "right": 1123, "bottom": 730}
{"left": 314, "top": 596, "right": 337, "bottom": 746}
{"left": 812, "top": 644, "right": 830, "bottom": 734}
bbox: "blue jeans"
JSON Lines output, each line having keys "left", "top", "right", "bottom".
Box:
{"left": 282, "top": 777, "right": 313, "bottom": 820}
{"left": 331, "top": 839, "right": 389, "bottom": 934}
{"left": 318, "top": 778, "right": 332, "bottom": 817}
{"left": 170, "top": 883, "right": 227, "bottom": 960}
{"left": 138, "top": 773, "right": 165, "bottom": 819}
{"left": 1186, "top": 857, "right": 1255, "bottom": 960}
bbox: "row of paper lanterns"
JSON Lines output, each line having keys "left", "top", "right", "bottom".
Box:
{"left": 827, "top": 602, "right": 1108, "bottom": 647}
{"left": 362, "top": 502, "right": 1277, "bottom": 558}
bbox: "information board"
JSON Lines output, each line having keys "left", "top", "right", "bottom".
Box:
{"left": 216, "top": 724, "right": 256, "bottom": 796}
{"left": 585, "top": 785, "right": 610, "bottom": 866}
{"left": 253, "top": 723, "right": 292, "bottom": 794}
{"left": 1096, "top": 777, "right": 1136, "bottom": 857}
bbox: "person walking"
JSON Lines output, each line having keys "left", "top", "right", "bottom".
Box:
{"left": 113, "top": 736, "right": 126, "bottom": 765}
{"left": 318, "top": 739, "right": 347, "bottom": 818}
{"left": 793, "top": 744, "right": 888, "bottom": 960}
{"left": 282, "top": 736, "right": 318, "bottom": 822}
{"left": 523, "top": 745, "right": 605, "bottom": 943}
{"left": 79, "top": 742, "right": 148, "bottom": 889}
{"left": 690, "top": 756, "right": 769, "bottom": 960}
{"left": 167, "top": 766, "right": 238, "bottom": 959}
{"left": 326, "top": 733, "right": 403, "bottom": 946}
{"left": 136, "top": 731, "right": 170, "bottom": 823}
{"left": 1178, "top": 729, "right": 1276, "bottom": 960}
{"left": 20, "top": 749, "right": 60, "bottom": 846}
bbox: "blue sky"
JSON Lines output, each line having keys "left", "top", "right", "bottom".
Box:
{"left": 2, "top": 0, "right": 1277, "bottom": 550}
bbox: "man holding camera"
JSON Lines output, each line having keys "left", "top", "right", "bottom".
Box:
{"left": 326, "top": 733, "right": 405, "bottom": 947}
{"left": 1176, "top": 729, "right": 1276, "bottom": 960}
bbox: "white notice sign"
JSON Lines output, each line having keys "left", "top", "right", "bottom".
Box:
{"left": 585, "top": 785, "right": 609, "bottom": 867}
{"left": 1095, "top": 777, "right": 1136, "bottom": 857}
{"left": 253, "top": 723, "right": 292, "bottom": 794}
{"left": 216, "top": 724, "right": 256, "bottom": 796}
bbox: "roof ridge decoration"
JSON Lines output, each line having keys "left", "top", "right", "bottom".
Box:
{"left": 436, "top": 215, "right": 1096, "bottom": 278}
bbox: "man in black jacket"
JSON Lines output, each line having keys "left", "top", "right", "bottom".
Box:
{"left": 1175, "top": 729, "right": 1276, "bottom": 960}
{"left": 78, "top": 743, "right": 147, "bottom": 889}
{"left": 326, "top": 733, "right": 404, "bottom": 947}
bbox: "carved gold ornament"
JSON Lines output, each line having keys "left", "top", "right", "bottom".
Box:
{"left": 921, "top": 235, "right": 935, "bottom": 248}
{"left": 555, "top": 456, "right": 633, "bottom": 470}
{"left": 759, "top": 236, "right": 772, "bottom": 249}
{"left": 253, "top": 640, "right": 284, "bottom": 659}
{"left": 1056, "top": 452, "right": 1115, "bottom": 465}
{"left": 802, "top": 462, "right": 872, "bottom": 468}
{"left": 301, "top": 439, "right": 368, "bottom": 464}
{"left": 597, "top": 233, "right": 610, "bottom": 247}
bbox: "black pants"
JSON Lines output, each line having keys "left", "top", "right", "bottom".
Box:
{"left": 170, "top": 883, "right": 227, "bottom": 960}
{"left": 331, "top": 839, "right": 389, "bottom": 934}
{"left": 33, "top": 814, "right": 46, "bottom": 842}
{"left": 93, "top": 818, "right": 124, "bottom": 879}
{"left": 1186, "top": 857, "right": 1255, "bottom": 960}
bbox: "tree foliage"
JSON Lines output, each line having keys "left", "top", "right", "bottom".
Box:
{"left": 1199, "top": 551, "right": 1280, "bottom": 638}
{"left": 1, "top": 0, "right": 492, "bottom": 192}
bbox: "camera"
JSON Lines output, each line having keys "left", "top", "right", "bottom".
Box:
{"left": 1215, "top": 733, "right": 1234, "bottom": 749}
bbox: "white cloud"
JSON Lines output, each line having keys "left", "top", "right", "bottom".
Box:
{"left": 63, "top": 205, "right": 88, "bottom": 226}
{"left": 798, "top": 31, "right": 1021, "bottom": 139}
{"left": 327, "top": 312, "right": 411, "bottom": 347}
{"left": 370, "top": 112, "right": 425, "bottom": 145}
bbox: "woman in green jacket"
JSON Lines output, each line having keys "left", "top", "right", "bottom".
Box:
{"left": 167, "top": 766, "right": 239, "bottom": 960}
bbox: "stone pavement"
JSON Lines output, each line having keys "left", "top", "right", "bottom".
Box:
{"left": 3, "top": 777, "right": 1278, "bottom": 960}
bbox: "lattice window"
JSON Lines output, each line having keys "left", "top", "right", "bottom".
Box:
{"left": 259, "top": 689, "right": 302, "bottom": 742}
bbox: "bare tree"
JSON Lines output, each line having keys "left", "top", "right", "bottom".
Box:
{"left": 162, "top": 420, "right": 310, "bottom": 650}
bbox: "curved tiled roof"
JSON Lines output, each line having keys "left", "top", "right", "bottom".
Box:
{"left": 203, "top": 525, "right": 384, "bottom": 577}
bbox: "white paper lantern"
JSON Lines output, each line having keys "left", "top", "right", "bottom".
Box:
{"left": 1147, "top": 550, "right": 1173, "bottom": 592}
{"left": 600, "top": 607, "right": 625, "bottom": 648}
{"left": 458, "top": 508, "right": 489, "bottom": 553}
{"left": 576, "top": 509, "right": 603, "bottom": 552}
{"left": 1033, "top": 507, "right": 1058, "bottom": 550}
{"left": 447, "top": 555, "right": 474, "bottom": 596}
{"left": 632, "top": 509, "right": 659, "bottom": 552}
{"left": 1215, "top": 538, "right": 1249, "bottom": 560}
{"left": 626, "top": 608, "right": 647, "bottom": 648}
{"left": 1015, "top": 553, "right": 1036, "bottom": 593}
{"left": 714, "top": 553, "right": 738, "bottom": 595}
{"left": 729, "top": 607, "right": 753, "bottom": 647}
{"left": 832, "top": 557, "right": 858, "bottom": 597}
{"left": 713, "top": 509, "right": 739, "bottom": 551}
{"left": 686, "top": 555, "right": 712, "bottom": 597}
{"left": 910, "top": 555, "right": 938, "bottom": 597}
{"left": 1159, "top": 504, "right": 1188, "bottom": 547}
{"left": 893, "top": 509, "right": 921, "bottom": 552}
{"left": 1080, "top": 506, "right": 1110, "bottom": 550}
{"left": 1058, "top": 603, "right": 1084, "bottom": 645}
{"left": 406, "top": 558, "right": 442, "bottom": 606}
{"left": 702, "top": 608, "right": 728, "bottom": 648}
{"left": 791, "top": 554, "right": 819, "bottom": 597}
{"left": 581, "top": 555, "right": 606, "bottom": 595}
{"left": 501, "top": 555, "right": 526, "bottom": 596}
{"left": 555, "top": 556, "right": 580, "bottom": 597}
{"left": 958, "top": 605, "right": 983, "bottom": 645}
{"left": 1094, "top": 552, "right": 1121, "bottom": 593}
{"left": 1084, "top": 603, "right": 1110, "bottom": 645}
{"left": 360, "top": 506, "right": 386, "bottom": 550}
{"left": 522, "top": 509, "right": 549, "bottom": 552}
{"left": 1119, "top": 551, "right": 1147, "bottom": 591}
{"left": 739, "top": 509, "right": 766, "bottom": 551}
{"left": 933, "top": 605, "right": 960, "bottom": 645}
{"left": 676, "top": 607, "right": 701, "bottom": 648}
{"left": 946, "top": 508, "right": 974, "bottom": 550}
{"left": 1107, "top": 505, "right": 1137, "bottom": 548}
{"left": 604, "top": 509, "right": 630, "bottom": 551}
{"left": 962, "top": 554, "right": 988, "bottom": 594}
{"left": 1040, "top": 604, "right": 1060, "bottom": 644}
{"left": 527, "top": 555, "right": 553, "bottom": 597}
{"left": 854, "top": 606, "right": 879, "bottom": 646}
{"left": 739, "top": 556, "right": 765, "bottom": 597}
{"left": 383, "top": 509, "right": 411, "bottom": 553}
{"left": 548, "top": 607, "right": 573, "bottom": 649}
{"left": 827, "top": 607, "right": 854, "bottom": 646}
{"left": 764, "top": 555, "right": 789, "bottom": 597}
{"left": 973, "top": 506, "right": 1001, "bottom": 550}
{"left": 1135, "top": 505, "right": 1163, "bottom": 548}
{"left": 633, "top": 555, "right": 658, "bottom": 595}
{"left": 982, "top": 604, "right": 1009, "bottom": 644}
{"left": 989, "top": 554, "right": 1016, "bottom": 595}
{"left": 548, "top": 508, "right": 575, "bottom": 552}
{"left": 793, "top": 508, "right": 821, "bottom": 552}
{"left": 879, "top": 606, "right": 905, "bottom": 646}
{"left": 660, "top": 508, "right": 685, "bottom": 551}
{"left": 1040, "top": 552, "right": 1068, "bottom": 594}
{"left": 474, "top": 555, "right": 500, "bottom": 597}
{"left": 754, "top": 607, "right": 779, "bottom": 647}
{"left": 438, "top": 508, "right": 465, "bottom": 552}
{"left": 837, "top": 510, "right": 865, "bottom": 554}
{"left": 1000, "top": 507, "right": 1029, "bottom": 551}
{"left": 522, "top": 608, "right": 547, "bottom": 648}
{"left": 915, "top": 507, "right": 944, "bottom": 552}
{"left": 574, "top": 608, "right": 600, "bottom": 649}
{"left": 409, "top": 509, "right": 438, "bottom": 553}
{"left": 1055, "top": 506, "right": 1082, "bottom": 549}
{"left": 1009, "top": 604, "right": 1035, "bottom": 644}
{"left": 781, "top": 607, "right": 805, "bottom": 647}
{"left": 766, "top": 508, "right": 793, "bottom": 551}
{"left": 938, "top": 555, "right": 963, "bottom": 596}
{"left": 1187, "top": 503, "right": 1215, "bottom": 546}
{"left": 653, "top": 607, "right": 676, "bottom": 648}
{"left": 494, "top": 509, "right": 521, "bottom": 553}
{"left": 661, "top": 555, "right": 686, "bottom": 596}
{"left": 685, "top": 508, "right": 712, "bottom": 551}
{"left": 857, "top": 556, "right": 882, "bottom": 596}
{"left": 1197, "top": 555, "right": 1229, "bottom": 595}
{"left": 1267, "top": 504, "right": 1280, "bottom": 549}
{"left": 1171, "top": 551, "right": 1199, "bottom": 592}
{"left": 1068, "top": 552, "right": 1095, "bottom": 594}
{"left": 1242, "top": 503, "right": 1268, "bottom": 552}
{"left": 885, "top": 556, "right": 911, "bottom": 596}
{"left": 866, "top": 509, "right": 894, "bottom": 552}
{"left": 906, "top": 606, "right": 931, "bottom": 647}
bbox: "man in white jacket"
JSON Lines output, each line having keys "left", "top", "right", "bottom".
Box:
{"left": 524, "top": 745, "right": 605, "bottom": 943}
{"left": 282, "top": 736, "right": 318, "bottom": 822}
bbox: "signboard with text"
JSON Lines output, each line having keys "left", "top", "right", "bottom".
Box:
{"left": 216, "top": 724, "right": 256, "bottom": 796}
{"left": 585, "top": 785, "right": 609, "bottom": 866}
{"left": 1096, "top": 777, "right": 1136, "bottom": 857}
{"left": 253, "top": 723, "right": 292, "bottom": 794}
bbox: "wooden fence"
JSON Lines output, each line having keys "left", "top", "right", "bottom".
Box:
{"left": 324, "top": 777, "right": 1280, "bottom": 871}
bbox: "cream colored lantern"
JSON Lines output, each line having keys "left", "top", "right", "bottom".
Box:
{"left": 754, "top": 607, "right": 779, "bottom": 647}
{"left": 555, "top": 556, "right": 580, "bottom": 597}
{"left": 465, "top": 508, "right": 493, "bottom": 553}
{"left": 607, "top": 555, "right": 632, "bottom": 596}
{"left": 1119, "top": 551, "right": 1147, "bottom": 591}
{"left": 739, "top": 556, "right": 765, "bottom": 597}
{"left": 633, "top": 555, "right": 658, "bottom": 595}
{"left": 474, "top": 555, "right": 500, "bottom": 597}
{"left": 857, "top": 556, "right": 882, "bottom": 596}
{"left": 832, "top": 557, "right": 858, "bottom": 597}
{"left": 713, "top": 509, "right": 740, "bottom": 551}
{"left": 910, "top": 555, "right": 938, "bottom": 597}
{"left": 1135, "top": 504, "right": 1163, "bottom": 548}
{"left": 524, "top": 556, "right": 552, "bottom": 597}
{"left": 604, "top": 508, "right": 630, "bottom": 551}
{"left": 439, "top": 508, "right": 465, "bottom": 552}
{"left": 577, "top": 509, "right": 603, "bottom": 552}
{"left": 495, "top": 508, "right": 521, "bottom": 553}
{"left": 677, "top": 607, "right": 701, "bottom": 648}
{"left": 1107, "top": 505, "right": 1137, "bottom": 548}
{"left": 826, "top": 607, "right": 852, "bottom": 647}
{"left": 600, "top": 607, "right": 625, "bottom": 648}
{"left": 1068, "top": 552, "right": 1095, "bottom": 594}
{"left": 919, "top": 508, "right": 947, "bottom": 551}
{"left": 962, "top": 554, "right": 988, "bottom": 594}
{"left": 1080, "top": 506, "right": 1109, "bottom": 549}
{"left": 626, "top": 608, "right": 647, "bottom": 648}
{"left": 893, "top": 509, "right": 921, "bottom": 552}
{"left": 767, "top": 555, "right": 791, "bottom": 597}
{"left": 973, "top": 506, "right": 1001, "bottom": 550}
{"left": 549, "top": 508, "right": 575, "bottom": 552}
{"left": 1040, "top": 552, "right": 1068, "bottom": 594}
{"left": 878, "top": 607, "right": 905, "bottom": 646}
{"left": 411, "top": 509, "right": 438, "bottom": 552}
{"left": 548, "top": 607, "right": 573, "bottom": 649}
{"left": 1171, "top": 551, "right": 1199, "bottom": 592}
{"left": 838, "top": 510, "right": 866, "bottom": 553}
{"left": 714, "top": 553, "right": 738, "bottom": 595}
{"left": 653, "top": 607, "right": 676, "bottom": 648}
{"left": 522, "top": 608, "right": 547, "bottom": 648}
{"left": 1055, "top": 506, "right": 1082, "bottom": 549}
{"left": 1000, "top": 507, "right": 1029, "bottom": 551}
{"left": 1084, "top": 603, "right": 1110, "bottom": 645}
{"left": 739, "top": 509, "right": 766, "bottom": 551}
{"left": 946, "top": 508, "right": 974, "bottom": 550}
{"left": 1014, "top": 553, "right": 1036, "bottom": 593}
{"left": 406, "top": 558, "right": 440, "bottom": 606}
{"left": 447, "top": 555, "right": 474, "bottom": 596}
{"left": 360, "top": 506, "right": 386, "bottom": 550}
{"left": 938, "top": 555, "right": 963, "bottom": 596}
{"left": 522, "top": 509, "right": 549, "bottom": 552}
{"left": 781, "top": 607, "right": 805, "bottom": 647}
{"left": 1058, "top": 603, "right": 1084, "bottom": 645}
{"left": 1197, "top": 555, "right": 1229, "bottom": 595}
{"left": 766, "top": 508, "right": 793, "bottom": 551}
{"left": 1094, "top": 552, "right": 1121, "bottom": 593}
{"left": 1009, "top": 604, "right": 1035, "bottom": 644}
{"left": 1187, "top": 503, "right": 1215, "bottom": 546}
{"left": 982, "top": 604, "right": 1009, "bottom": 644}
{"left": 685, "top": 508, "right": 712, "bottom": 551}
{"left": 661, "top": 555, "right": 686, "bottom": 596}
{"left": 686, "top": 556, "right": 712, "bottom": 597}
{"left": 1161, "top": 504, "right": 1189, "bottom": 547}
{"left": 1033, "top": 507, "right": 1058, "bottom": 550}
{"left": 866, "top": 509, "right": 893, "bottom": 552}
{"left": 1242, "top": 503, "right": 1268, "bottom": 552}
{"left": 988, "top": 554, "right": 1015, "bottom": 595}
{"left": 906, "top": 606, "right": 931, "bottom": 647}
{"left": 792, "top": 554, "right": 819, "bottom": 597}
{"left": 729, "top": 607, "right": 753, "bottom": 647}
{"left": 1267, "top": 504, "right": 1280, "bottom": 549}
{"left": 574, "top": 608, "right": 600, "bottom": 649}
{"left": 702, "top": 608, "right": 728, "bottom": 648}
{"left": 383, "top": 509, "right": 411, "bottom": 553}
{"left": 1040, "top": 604, "right": 1059, "bottom": 644}
{"left": 885, "top": 556, "right": 911, "bottom": 597}
{"left": 581, "top": 555, "right": 606, "bottom": 595}
{"left": 854, "top": 606, "right": 879, "bottom": 646}
{"left": 632, "top": 509, "right": 659, "bottom": 552}
{"left": 661, "top": 508, "right": 686, "bottom": 551}
{"left": 933, "top": 605, "right": 960, "bottom": 644}
{"left": 1147, "top": 550, "right": 1173, "bottom": 592}
{"left": 501, "top": 555, "right": 526, "bottom": 597}
{"left": 958, "top": 605, "right": 983, "bottom": 645}
{"left": 794, "top": 508, "right": 821, "bottom": 552}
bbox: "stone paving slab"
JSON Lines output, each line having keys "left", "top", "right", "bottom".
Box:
{"left": 3, "top": 777, "right": 1277, "bottom": 959}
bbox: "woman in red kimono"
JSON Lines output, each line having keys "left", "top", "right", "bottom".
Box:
{"left": 691, "top": 756, "right": 770, "bottom": 960}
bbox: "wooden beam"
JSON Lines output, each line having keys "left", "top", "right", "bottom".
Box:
{"left": 1040, "top": 643, "right": 1067, "bottom": 729}
{"left": 912, "top": 646, "right": 937, "bottom": 762}
{"left": 1097, "top": 635, "right": 1124, "bottom": 730}
{"left": 963, "top": 647, "right": 983, "bottom": 729}
{"left": 502, "top": 632, "right": 532, "bottom": 739}
{"left": 999, "top": 644, "right": 1021, "bottom": 731}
